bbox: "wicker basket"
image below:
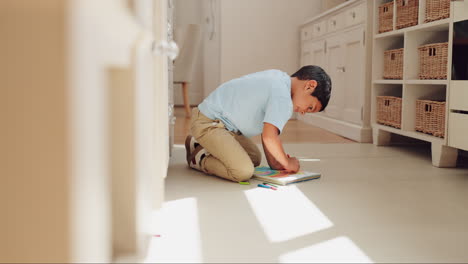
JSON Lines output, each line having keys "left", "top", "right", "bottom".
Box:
{"left": 379, "top": 2, "right": 394, "bottom": 33}
{"left": 377, "top": 96, "right": 402, "bottom": 128}
{"left": 383, "top": 48, "right": 404, "bottom": 79}
{"left": 425, "top": 0, "right": 450, "bottom": 23}
{"left": 415, "top": 100, "right": 445, "bottom": 138}
{"left": 396, "top": 0, "right": 419, "bottom": 29}
{"left": 418, "top": 42, "right": 448, "bottom": 79}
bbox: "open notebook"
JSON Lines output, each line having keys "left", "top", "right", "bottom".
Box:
{"left": 253, "top": 166, "right": 321, "bottom": 186}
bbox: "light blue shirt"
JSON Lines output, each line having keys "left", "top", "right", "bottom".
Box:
{"left": 198, "top": 69, "right": 293, "bottom": 138}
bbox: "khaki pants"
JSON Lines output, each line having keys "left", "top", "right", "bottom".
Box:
{"left": 190, "top": 107, "right": 262, "bottom": 182}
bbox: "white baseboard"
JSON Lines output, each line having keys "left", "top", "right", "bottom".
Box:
{"left": 298, "top": 113, "right": 373, "bottom": 143}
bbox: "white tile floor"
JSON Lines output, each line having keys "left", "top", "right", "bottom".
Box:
{"left": 146, "top": 143, "right": 468, "bottom": 263}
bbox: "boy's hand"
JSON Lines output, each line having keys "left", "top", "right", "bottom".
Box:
{"left": 285, "top": 156, "right": 300, "bottom": 173}
{"left": 261, "top": 123, "right": 300, "bottom": 172}
{"left": 261, "top": 123, "right": 288, "bottom": 170}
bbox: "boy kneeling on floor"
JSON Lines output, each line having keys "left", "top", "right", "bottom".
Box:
{"left": 185, "top": 65, "right": 332, "bottom": 183}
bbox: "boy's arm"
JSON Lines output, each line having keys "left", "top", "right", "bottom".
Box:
{"left": 261, "top": 122, "right": 299, "bottom": 172}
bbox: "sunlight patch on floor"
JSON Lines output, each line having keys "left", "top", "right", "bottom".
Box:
{"left": 279, "top": 236, "right": 373, "bottom": 263}
{"left": 145, "top": 198, "right": 202, "bottom": 263}
{"left": 244, "top": 185, "right": 333, "bottom": 243}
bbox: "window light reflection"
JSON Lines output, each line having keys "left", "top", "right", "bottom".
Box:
{"left": 279, "top": 236, "right": 373, "bottom": 263}
{"left": 145, "top": 198, "right": 202, "bottom": 263}
{"left": 244, "top": 185, "right": 333, "bottom": 243}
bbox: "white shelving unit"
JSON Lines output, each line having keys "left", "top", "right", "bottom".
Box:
{"left": 371, "top": 0, "right": 467, "bottom": 167}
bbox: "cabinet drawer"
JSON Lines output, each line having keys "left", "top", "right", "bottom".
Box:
{"left": 448, "top": 112, "right": 468, "bottom": 151}
{"left": 327, "top": 14, "right": 343, "bottom": 33}
{"left": 449, "top": 81, "right": 468, "bottom": 111}
{"left": 301, "top": 25, "right": 314, "bottom": 41}
{"left": 345, "top": 3, "right": 366, "bottom": 27}
{"left": 313, "top": 20, "right": 326, "bottom": 37}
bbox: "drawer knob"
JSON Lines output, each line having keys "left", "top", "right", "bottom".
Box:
{"left": 333, "top": 20, "right": 336, "bottom": 26}
{"left": 352, "top": 11, "right": 356, "bottom": 19}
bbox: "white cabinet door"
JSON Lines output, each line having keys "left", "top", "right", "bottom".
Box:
{"left": 300, "top": 40, "right": 312, "bottom": 67}
{"left": 323, "top": 35, "right": 344, "bottom": 119}
{"left": 342, "top": 27, "right": 365, "bottom": 125}
{"left": 302, "top": 39, "right": 327, "bottom": 68}
{"left": 309, "top": 39, "right": 327, "bottom": 70}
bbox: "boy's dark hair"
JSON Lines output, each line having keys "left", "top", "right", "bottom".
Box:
{"left": 291, "top": 65, "right": 332, "bottom": 112}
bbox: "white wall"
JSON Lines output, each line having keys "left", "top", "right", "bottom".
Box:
{"left": 219, "top": 0, "right": 322, "bottom": 83}
{"left": 321, "top": 0, "right": 348, "bottom": 11}
{"left": 176, "top": 0, "right": 322, "bottom": 103}
{"left": 202, "top": 0, "right": 221, "bottom": 99}
{"left": 173, "top": 0, "right": 205, "bottom": 106}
